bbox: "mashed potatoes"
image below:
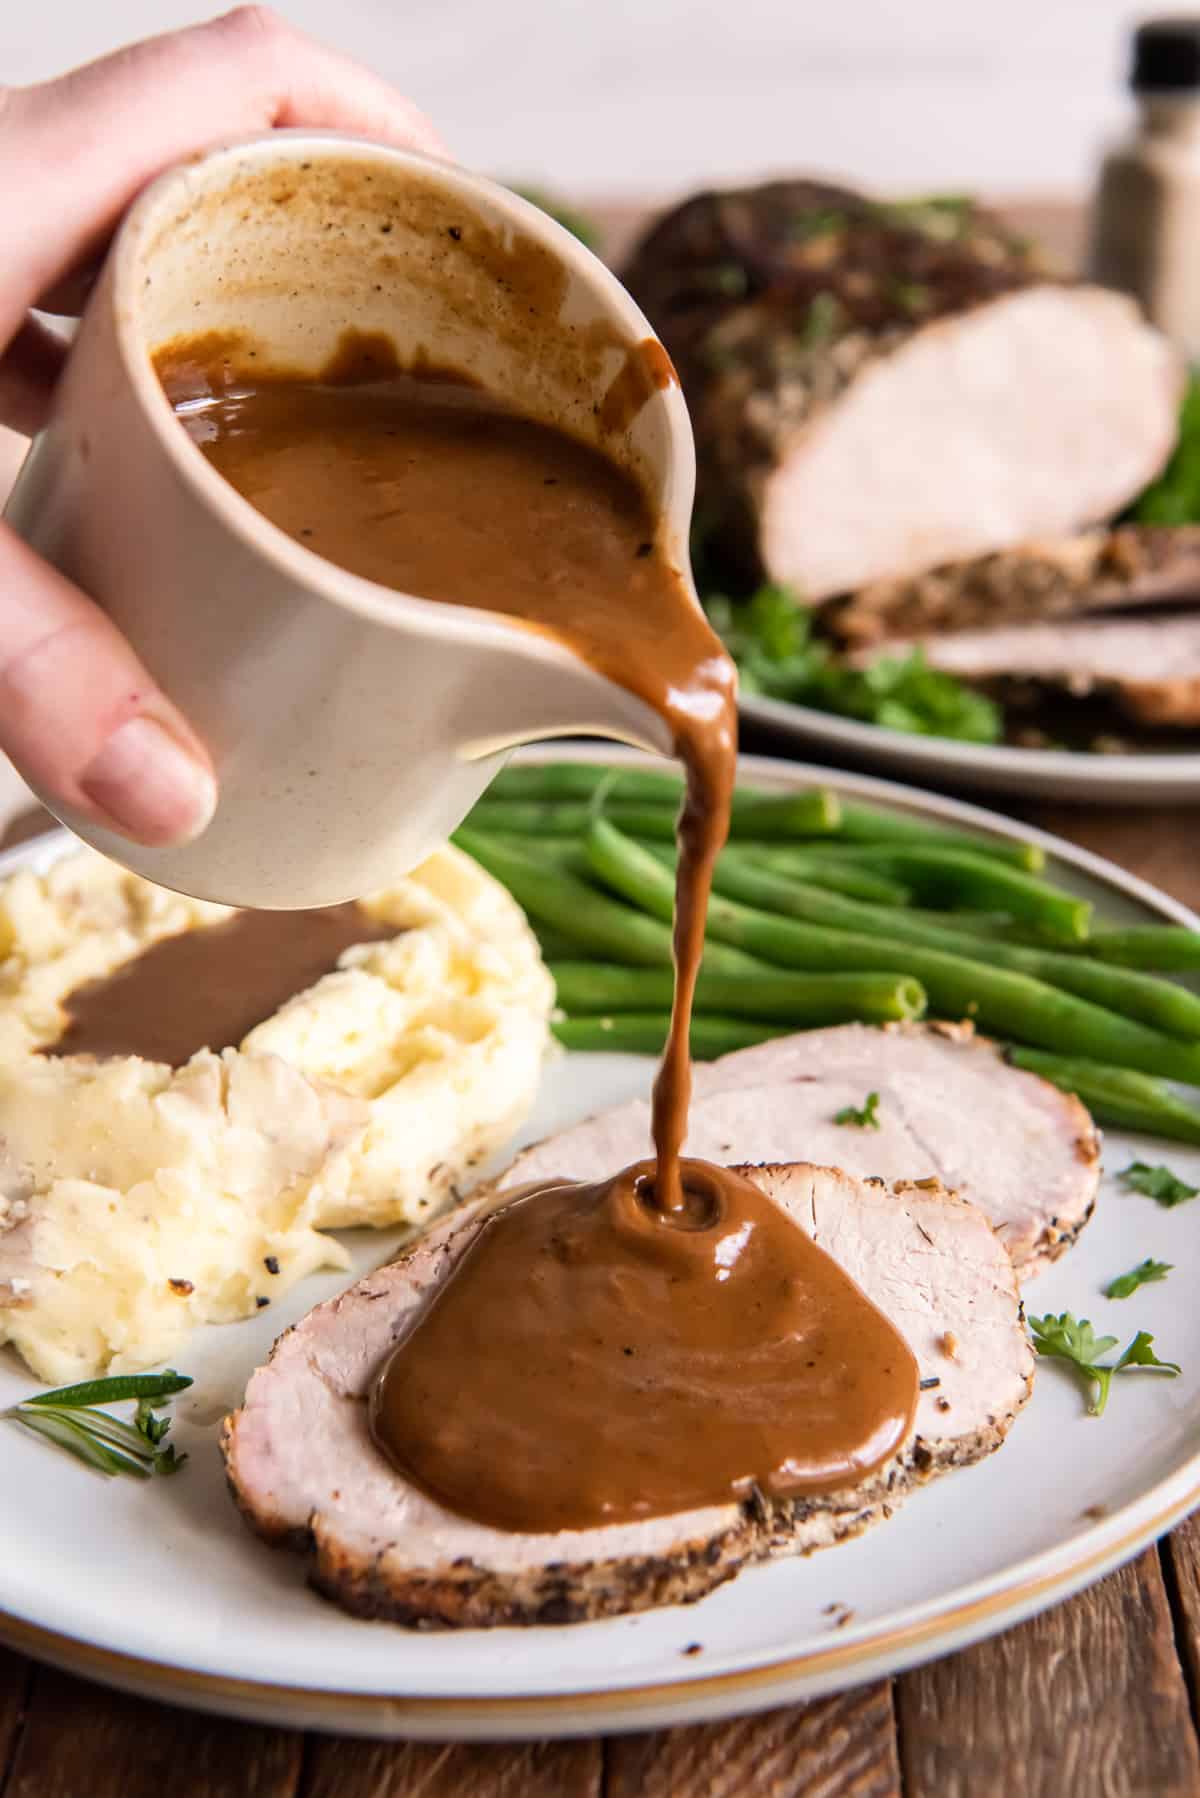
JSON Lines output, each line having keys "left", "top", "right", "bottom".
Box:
{"left": 0, "top": 845, "right": 553, "bottom": 1382}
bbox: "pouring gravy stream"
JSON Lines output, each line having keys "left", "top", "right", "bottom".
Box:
{"left": 157, "top": 338, "right": 919, "bottom": 1532}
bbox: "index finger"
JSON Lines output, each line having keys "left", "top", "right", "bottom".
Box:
{"left": 0, "top": 8, "right": 447, "bottom": 337}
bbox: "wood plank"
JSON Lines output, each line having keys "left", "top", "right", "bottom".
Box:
{"left": 2, "top": 1666, "right": 302, "bottom": 1798}
{"left": 1011, "top": 801, "right": 1200, "bottom": 916}
{"left": 896, "top": 1549, "right": 1200, "bottom": 1798}
{"left": 1162, "top": 1514, "right": 1200, "bottom": 1717}
{"left": 300, "top": 1735, "right": 601, "bottom": 1797}
{"left": 0, "top": 1647, "right": 33, "bottom": 1783}
{"left": 604, "top": 1683, "right": 899, "bottom": 1798}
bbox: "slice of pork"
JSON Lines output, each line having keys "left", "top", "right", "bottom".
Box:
{"left": 223, "top": 1161, "right": 1033, "bottom": 1627}
{"left": 852, "top": 612, "right": 1200, "bottom": 729}
{"left": 823, "top": 527, "right": 1200, "bottom": 649}
{"left": 622, "top": 182, "right": 1182, "bottom": 600}
{"left": 505, "top": 1022, "right": 1099, "bottom": 1278}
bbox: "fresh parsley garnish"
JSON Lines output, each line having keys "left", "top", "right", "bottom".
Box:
{"left": 1127, "top": 372, "right": 1200, "bottom": 526}
{"left": 1105, "top": 1258, "right": 1173, "bottom": 1300}
{"left": 7, "top": 1369, "right": 192, "bottom": 1478}
{"left": 1028, "top": 1312, "right": 1179, "bottom": 1416}
{"left": 704, "top": 584, "right": 1002, "bottom": 746}
{"left": 834, "top": 1090, "right": 880, "bottom": 1130}
{"left": 1120, "top": 1161, "right": 1199, "bottom": 1208}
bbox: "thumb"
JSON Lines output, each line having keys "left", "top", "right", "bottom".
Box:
{"left": 0, "top": 523, "right": 216, "bottom": 847}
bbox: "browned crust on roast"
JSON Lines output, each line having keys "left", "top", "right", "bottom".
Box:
{"left": 825, "top": 526, "right": 1200, "bottom": 648}
{"left": 306, "top": 1513, "right": 754, "bottom": 1627}
{"left": 620, "top": 183, "right": 1044, "bottom": 586}
{"left": 1015, "top": 1194, "right": 1097, "bottom": 1280}
{"left": 222, "top": 1405, "right": 1029, "bottom": 1629}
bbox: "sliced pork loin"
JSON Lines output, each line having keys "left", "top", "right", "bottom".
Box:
{"left": 852, "top": 612, "right": 1200, "bottom": 730}
{"left": 223, "top": 1160, "right": 1033, "bottom": 1627}
{"left": 824, "top": 527, "right": 1200, "bottom": 649}
{"left": 505, "top": 1022, "right": 1099, "bottom": 1278}
{"left": 622, "top": 182, "right": 1181, "bottom": 601}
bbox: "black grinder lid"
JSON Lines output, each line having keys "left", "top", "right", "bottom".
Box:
{"left": 1133, "top": 17, "right": 1200, "bottom": 92}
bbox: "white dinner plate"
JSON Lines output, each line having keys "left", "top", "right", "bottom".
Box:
{"left": 740, "top": 693, "right": 1200, "bottom": 803}
{"left": 2, "top": 748, "right": 1200, "bottom": 1740}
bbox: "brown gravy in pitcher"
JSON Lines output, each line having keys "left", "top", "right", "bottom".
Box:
{"left": 156, "top": 335, "right": 918, "bottom": 1532}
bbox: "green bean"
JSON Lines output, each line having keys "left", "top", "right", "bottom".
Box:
{"left": 691, "top": 853, "right": 1200, "bottom": 1040}
{"left": 485, "top": 832, "right": 910, "bottom": 905}
{"left": 725, "top": 847, "right": 910, "bottom": 905}
{"left": 1009, "top": 1050, "right": 1200, "bottom": 1147}
{"left": 489, "top": 763, "right": 842, "bottom": 827}
{"left": 454, "top": 828, "right": 759, "bottom": 974}
{"left": 490, "top": 764, "right": 688, "bottom": 803}
{"left": 834, "top": 801, "right": 1045, "bottom": 872}
{"left": 487, "top": 764, "right": 1044, "bottom": 870}
{"left": 532, "top": 925, "right": 594, "bottom": 961}
{"left": 900, "top": 909, "right": 1039, "bottom": 941}
{"left": 455, "top": 836, "right": 596, "bottom": 879}
{"left": 469, "top": 800, "right": 678, "bottom": 839}
{"left": 765, "top": 845, "right": 1090, "bottom": 941}
{"left": 549, "top": 961, "right": 926, "bottom": 1025}
{"left": 725, "top": 791, "right": 842, "bottom": 835}
{"left": 1085, "top": 925, "right": 1200, "bottom": 972}
{"left": 467, "top": 791, "right": 841, "bottom": 841}
{"left": 587, "top": 817, "right": 1200, "bottom": 1082}
{"left": 552, "top": 1014, "right": 784, "bottom": 1058}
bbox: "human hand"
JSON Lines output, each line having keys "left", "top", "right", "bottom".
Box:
{"left": 0, "top": 9, "right": 442, "bottom": 845}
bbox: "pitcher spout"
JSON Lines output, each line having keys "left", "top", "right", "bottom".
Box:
{"left": 451, "top": 629, "right": 677, "bottom": 766}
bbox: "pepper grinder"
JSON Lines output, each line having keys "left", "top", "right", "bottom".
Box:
{"left": 1091, "top": 17, "right": 1200, "bottom": 360}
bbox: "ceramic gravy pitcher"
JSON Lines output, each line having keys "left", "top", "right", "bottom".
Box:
{"left": 3, "top": 135, "right": 697, "bottom": 908}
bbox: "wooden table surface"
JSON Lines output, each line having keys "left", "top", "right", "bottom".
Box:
{"left": 2, "top": 197, "right": 1198, "bottom": 1796}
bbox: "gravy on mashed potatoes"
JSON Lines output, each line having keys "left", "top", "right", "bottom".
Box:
{"left": 0, "top": 845, "right": 551, "bottom": 1383}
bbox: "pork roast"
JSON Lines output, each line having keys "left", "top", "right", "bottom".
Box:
{"left": 824, "top": 526, "right": 1200, "bottom": 649}
{"left": 223, "top": 1159, "right": 1033, "bottom": 1627}
{"left": 854, "top": 612, "right": 1200, "bottom": 730}
{"left": 505, "top": 1022, "right": 1099, "bottom": 1277}
{"left": 621, "top": 182, "right": 1181, "bottom": 600}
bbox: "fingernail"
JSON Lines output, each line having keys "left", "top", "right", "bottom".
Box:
{"left": 80, "top": 717, "right": 216, "bottom": 847}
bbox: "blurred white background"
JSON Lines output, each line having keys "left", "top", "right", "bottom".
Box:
{"left": 0, "top": 0, "right": 1166, "bottom": 200}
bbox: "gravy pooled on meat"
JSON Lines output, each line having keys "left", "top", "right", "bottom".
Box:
{"left": 159, "top": 334, "right": 919, "bottom": 1530}
{"left": 370, "top": 1159, "right": 917, "bottom": 1533}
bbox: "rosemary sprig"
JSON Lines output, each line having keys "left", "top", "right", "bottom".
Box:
{"left": 7, "top": 1370, "right": 192, "bottom": 1478}
{"left": 21, "top": 1370, "right": 191, "bottom": 1409}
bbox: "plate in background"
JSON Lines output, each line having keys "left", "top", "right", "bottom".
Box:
{"left": 740, "top": 694, "right": 1200, "bottom": 804}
